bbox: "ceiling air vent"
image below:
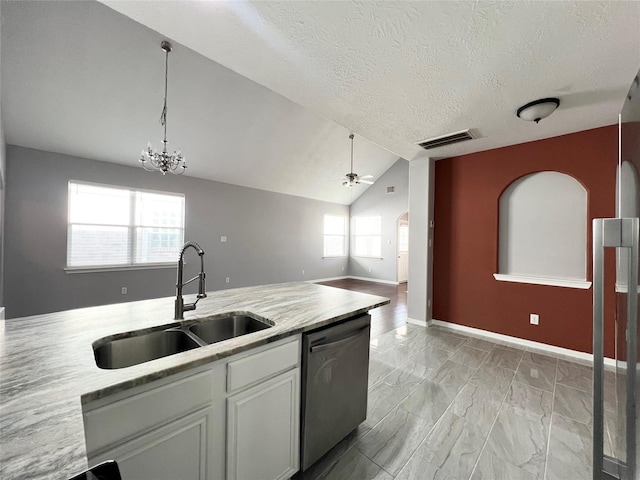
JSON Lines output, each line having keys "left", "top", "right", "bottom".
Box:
{"left": 386, "top": 186, "right": 395, "bottom": 194}
{"left": 416, "top": 129, "right": 475, "bottom": 150}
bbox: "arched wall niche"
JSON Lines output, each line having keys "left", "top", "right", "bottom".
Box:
{"left": 494, "top": 171, "right": 591, "bottom": 289}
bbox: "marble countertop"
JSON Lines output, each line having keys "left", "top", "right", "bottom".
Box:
{"left": 0, "top": 282, "right": 389, "bottom": 480}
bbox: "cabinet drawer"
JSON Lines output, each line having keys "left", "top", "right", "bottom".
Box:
{"left": 227, "top": 338, "right": 299, "bottom": 393}
{"left": 84, "top": 368, "right": 216, "bottom": 454}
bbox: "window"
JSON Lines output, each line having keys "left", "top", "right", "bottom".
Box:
{"left": 323, "top": 214, "right": 347, "bottom": 257}
{"left": 352, "top": 215, "right": 382, "bottom": 258}
{"left": 67, "top": 181, "right": 185, "bottom": 269}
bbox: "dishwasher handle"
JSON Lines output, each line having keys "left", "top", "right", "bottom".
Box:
{"left": 310, "top": 326, "right": 369, "bottom": 353}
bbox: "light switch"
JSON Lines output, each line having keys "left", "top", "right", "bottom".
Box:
{"left": 221, "top": 236, "right": 227, "bottom": 243}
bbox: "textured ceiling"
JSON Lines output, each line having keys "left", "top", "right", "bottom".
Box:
{"left": 100, "top": 0, "right": 640, "bottom": 161}
{"left": 0, "top": 1, "right": 398, "bottom": 205}
{"left": 3, "top": 1, "right": 640, "bottom": 205}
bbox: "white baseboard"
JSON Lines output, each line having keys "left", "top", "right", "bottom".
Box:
{"left": 348, "top": 276, "right": 399, "bottom": 286}
{"left": 309, "top": 275, "right": 399, "bottom": 286}
{"left": 308, "top": 276, "right": 349, "bottom": 284}
{"left": 0, "top": 307, "right": 4, "bottom": 320}
{"left": 407, "top": 317, "right": 428, "bottom": 327}
{"left": 429, "top": 319, "right": 616, "bottom": 369}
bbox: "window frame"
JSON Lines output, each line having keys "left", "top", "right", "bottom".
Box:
{"left": 323, "top": 214, "right": 348, "bottom": 258}
{"left": 65, "top": 180, "right": 185, "bottom": 273}
{"left": 351, "top": 214, "right": 382, "bottom": 259}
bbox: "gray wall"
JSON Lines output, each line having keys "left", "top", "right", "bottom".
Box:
{"left": 4, "top": 146, "right": 349, "bottom": 318}
{"left": 348, "top": 159, "right": 408, "bottom": 283}
{"left": 407, "top": 157, "right": 435, "bottom": 324}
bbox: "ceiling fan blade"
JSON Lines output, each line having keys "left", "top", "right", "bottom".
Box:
{"left": 360, "top": 175, "right": 374, "bottom": 179}
{"left": 360, "top": 179, "right": 375, "bottom": 185}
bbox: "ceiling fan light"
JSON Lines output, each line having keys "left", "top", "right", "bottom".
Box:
{"left": 342, "top": 133, "right": 374, "bottom": 187}
{"left": 516, "top": 97, "right": 560, "bottom": 123}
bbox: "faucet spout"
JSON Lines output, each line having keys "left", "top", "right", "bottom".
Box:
{"left": 175, "top": 241, "right": 207, "bottom": 320}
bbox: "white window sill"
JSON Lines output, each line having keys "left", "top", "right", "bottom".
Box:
{"left": 615, "top": 283, "right": 640, "bottom": 293}
{"left": 351, "top": 256, "right": 383, "bottom": 260}
{"left": 493, "top": 274, "right": 591, "bottom": 290}
{"left": 323, "top": 255, "right": 347, "bottom": 259}
{"left": 65, "top": 263, "right": 175, "bottom": 274}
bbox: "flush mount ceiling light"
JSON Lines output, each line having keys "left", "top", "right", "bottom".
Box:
{"left": 139, "top": 40, "right": 187, "bottom": 175}
{"left": 516, "top": 97, "right": 560, "bottom": 123}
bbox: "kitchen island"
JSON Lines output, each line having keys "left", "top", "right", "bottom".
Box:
{"left": 0, "top": 282, "right": 389, "bottom": 479}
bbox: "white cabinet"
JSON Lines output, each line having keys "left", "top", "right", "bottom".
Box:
{"left": 84, "top": 363, "right": 226, "bottom": 480}
{"left": 82, "top": 335, "right": 301, "bottom": 480}
{"left": 227, "top": 369, "right": 300, "bottom": 480}
{"left": 92, "top": 408, "right": 210, "bottom": 480}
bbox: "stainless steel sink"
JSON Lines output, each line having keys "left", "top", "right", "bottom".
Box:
{"left": 188, "top": 315, "right": 272, "bottom": 344}
{"left": 94, "top": 329, "right": 201, "bottom": 369}
{"left": 93, "top": 314, "right": 272, "bottom": 369}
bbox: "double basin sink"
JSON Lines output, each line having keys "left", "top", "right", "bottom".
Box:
{"left": 93, "top": 314, "right": 272, "bottom": 369}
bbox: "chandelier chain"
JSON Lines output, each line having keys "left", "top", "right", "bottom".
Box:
{"left": 160, "top": 47, "right": 168, "bottom": 138}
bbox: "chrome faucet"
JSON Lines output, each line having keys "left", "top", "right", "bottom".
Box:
{"left": 175, "top": 241, "right": 207, "bottom": 320}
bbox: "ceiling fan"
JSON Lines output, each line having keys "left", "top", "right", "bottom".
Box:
{"left": 343, "top": 134, "right": 375, "bottom": 187}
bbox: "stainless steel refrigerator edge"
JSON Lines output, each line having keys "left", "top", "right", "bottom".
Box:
{"left": 593, "top": 67, "right": 640, "bottom": 480}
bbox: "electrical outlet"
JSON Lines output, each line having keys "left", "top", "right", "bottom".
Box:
{"left": 121, "top": 287, "right": 127, "bottom": 295}
{"left": 368, "top": 267, "right": 372, "bottom": 273}
{"left": 225, "top": 277, "right": 230, "bottom": 283}
{"left": 341, "top": 266, "right": 345, "bottom": 272}
{"left": 530, "top": 313, "right": 539, "bottom": 325}
{"left": 220, "top": 236, "right": 227, "bottom": 243}
{"left": 302, "top": 270, "right": 305, "bottom": 275}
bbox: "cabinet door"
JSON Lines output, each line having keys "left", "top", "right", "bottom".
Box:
{"left": 227, "top": 369, "right": 300, "bottom": 480}
{"left": 91, "top": 408, "right": 210, "bottom": 480}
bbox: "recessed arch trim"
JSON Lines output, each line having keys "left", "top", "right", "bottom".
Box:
{"left": 495, "top": 171, "right": 590, "bottom": 289}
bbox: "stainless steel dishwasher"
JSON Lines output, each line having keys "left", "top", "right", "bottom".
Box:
{"left": 300, "top": 313, "right": 371, "bottom": 471}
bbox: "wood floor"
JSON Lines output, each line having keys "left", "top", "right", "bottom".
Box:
{"left": 318, "top": 278, "right": 407, "bottom": 339}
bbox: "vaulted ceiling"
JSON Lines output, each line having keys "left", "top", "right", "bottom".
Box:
{"left": 2, "top": 1, "right": 639, "bottom": 205}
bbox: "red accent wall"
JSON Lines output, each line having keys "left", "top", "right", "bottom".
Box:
{"left": 433, "top": 125, "right": 617, "bottom": 356}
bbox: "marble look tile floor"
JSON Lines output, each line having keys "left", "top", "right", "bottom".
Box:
{"left": 298, "top": 323, "right": 600, "bottom": 480}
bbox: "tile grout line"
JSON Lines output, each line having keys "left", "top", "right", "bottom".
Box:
{"left": 467, "top": 346, "right": 523, "bottom": 479}
{"left": 365, "top": 333, "right": 491, "bottom": 478}
{"left": 351, "top": 326, "right": 460, "bottom": 475}
{"left": 542, "top": 357, "right": 560, "bottom": 480}
{"left": 357, "top": 330, "right": 446, "bottom": 473}
{"left": 310, "top": 327, "right": 414, "bottom": 480}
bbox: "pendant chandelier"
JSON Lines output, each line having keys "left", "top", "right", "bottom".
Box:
{"left": 139, "top": 40, "right": 186, "bottom": 175}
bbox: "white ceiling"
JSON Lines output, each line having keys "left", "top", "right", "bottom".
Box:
{"left": 3, "top": 1, "right": 640, "bottom": 205}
